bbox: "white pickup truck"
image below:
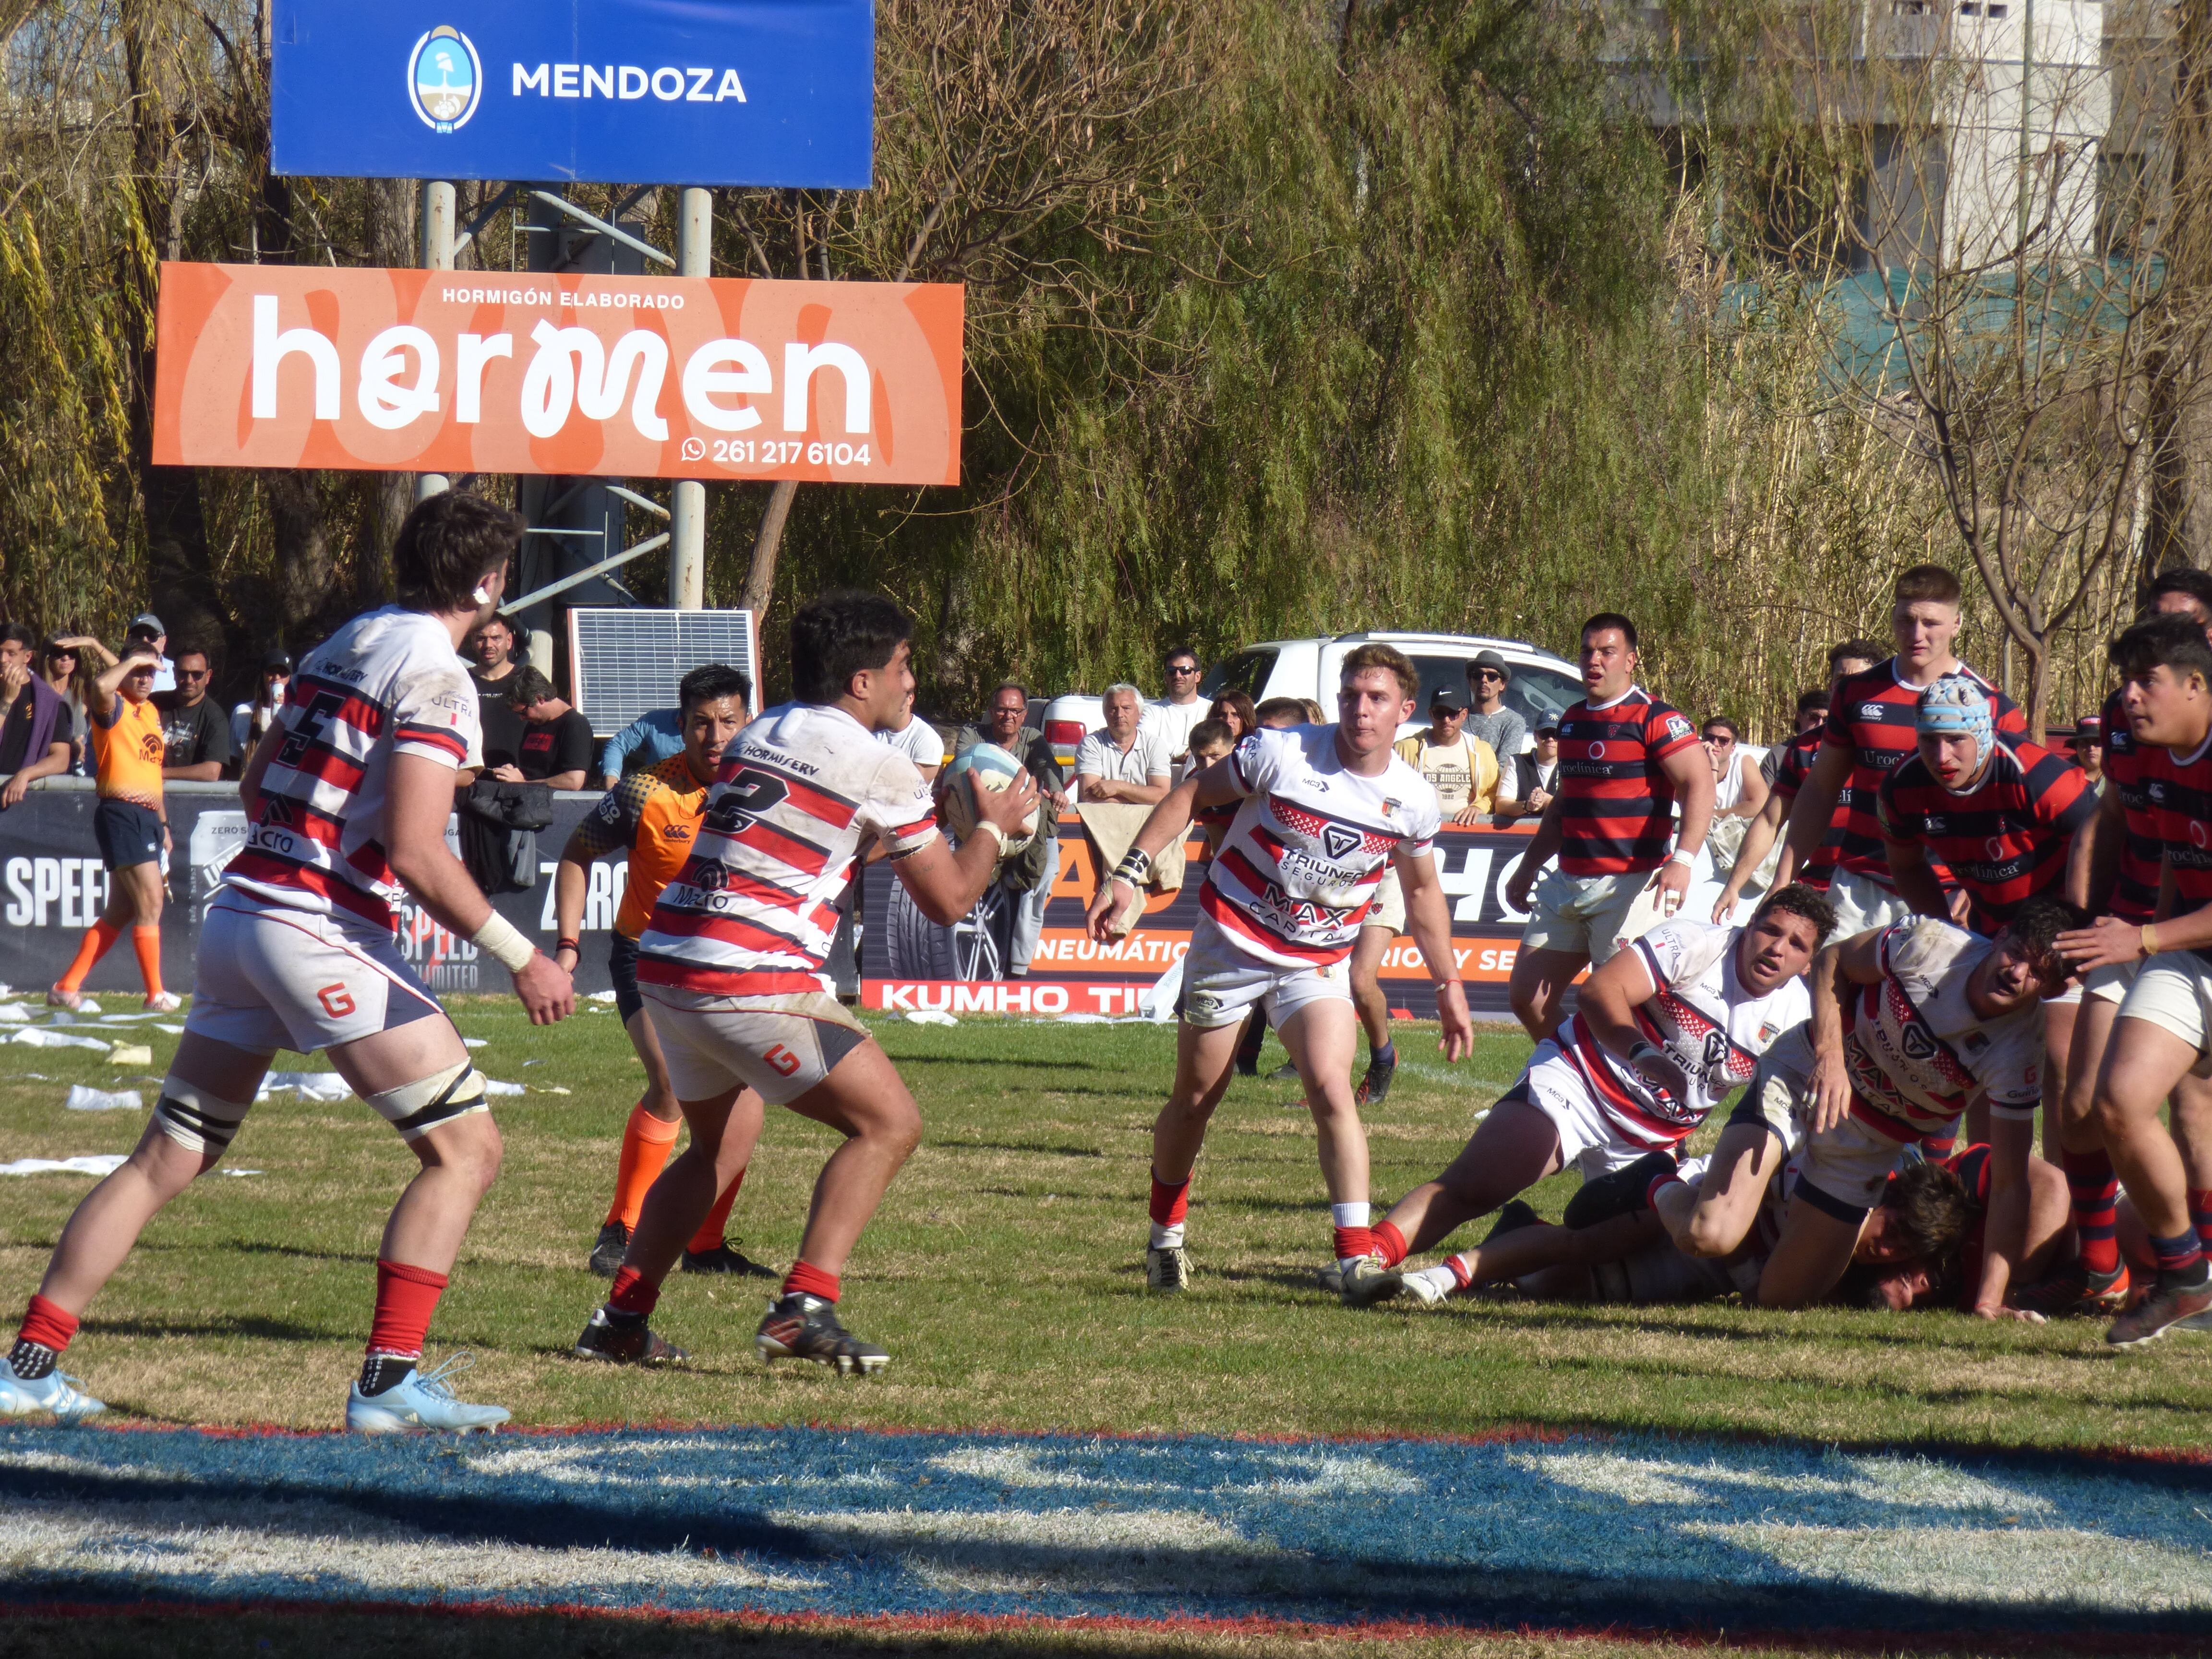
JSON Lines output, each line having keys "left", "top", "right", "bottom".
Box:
{"left": 1040, "top": 630, "right": 1586, "bottom": 774}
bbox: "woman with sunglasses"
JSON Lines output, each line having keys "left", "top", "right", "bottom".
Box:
{"left": 41, "top": 634, "right": 112, "bottom": 777}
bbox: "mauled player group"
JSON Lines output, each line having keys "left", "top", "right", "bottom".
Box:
{"left": 3, "top": 493, "right": 2209, "bottom": 1432}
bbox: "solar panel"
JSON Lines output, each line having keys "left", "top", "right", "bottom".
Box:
{"left": 567, "top": 608, "right": 761, "bottom": 736}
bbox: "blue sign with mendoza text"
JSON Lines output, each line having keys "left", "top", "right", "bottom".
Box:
{"left": 271, "top": 0, "right": 872, "bottom": 188}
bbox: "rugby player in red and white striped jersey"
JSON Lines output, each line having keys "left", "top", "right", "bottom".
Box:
{"left": 0, "top": 493, "right": 576, "bottom": 1432}
{"left": 1085, "top": 642, "right": 1475, "bottom": 1304}
{"left": 571, "top": 593, "right": 1037, "bottom": 1376}
{"left": 1501, "top": 613, "right": 1715, "bottom": 1044}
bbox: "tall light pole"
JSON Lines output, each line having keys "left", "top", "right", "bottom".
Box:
{"left": 668, "top": 186, "right": 711, "bottom": 609}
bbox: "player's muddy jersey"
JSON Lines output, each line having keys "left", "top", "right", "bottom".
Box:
{"left": 637, "top": 702, "right": 939, "bottom": 997}
{"left": 1553, "top": 687, "right": 1700, "bottom": 877}
{"left": 1202, "top": 724, "right": 1440, "bottom": 971}
{"left": 1557, "top": 919, "right": 1810, "bottom": 1151}
{"left": 1841, "top": 917, "right": 2041, "bottom": 1143}
{"left": 1824, "top": 659, "right": 2025, "bottom": 884}
{"left": 2101, "top": 687, "right": 2162, "bottom": 923}
{"left": 1770, "top": 729, "right": 1837, "bottom": 889}
{"left": 569, "top": 755, "right": 710, "bottom": 940}
{"left": 2140, "top": 728, "right": 2212, "bottom": 943}
{"left": 1877, "top": 735, "right": 2094, "bottom": 931}
{"left": 224, "top": 605, "right": 478, "bottom": 929}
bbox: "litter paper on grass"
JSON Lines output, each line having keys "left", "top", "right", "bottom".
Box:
{"left": 0, "top": 1154, "right": 129, "bottom": 1177}
{"left": 62, "top": 1086, "right": 141, "bottom": 1113}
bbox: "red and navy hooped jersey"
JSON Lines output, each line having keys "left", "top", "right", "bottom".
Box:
{"left": 1823, "top": 660, "right": 2025, "bottom": 885}
{"left": 2139, "top": 732, "right": 2212, "bottom": 930}
{"left": 1553, "top": 688, "right": 1701, "bottom": 877}
{"left": 638, "top": 703, "right": 939, "bottom": 997}
{"left": 2101, "top": 686, "right": 2162, "bottom": 923}
{"left": 223, "top": 605, "right": 478, "bottom": 930}
{"left": 1202, "top": 724, "right": 1440, "bottom": 969}
{"left": 1877, "top": 735, "right": 2094, "bottom": 931}
{"left": 1770, "top": 729, "right": 1837, "bottom": 889}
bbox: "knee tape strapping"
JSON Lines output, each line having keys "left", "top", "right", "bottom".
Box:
{"left": 366, "top": 1061, "right": 488, "bottom": 1143}
{"left": 154, "top": 1080, "right": 255, "bottom": 1156}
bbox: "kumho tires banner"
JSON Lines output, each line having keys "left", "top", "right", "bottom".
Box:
{"left": 151, "top": 263, "right": 964, "bottom": 484}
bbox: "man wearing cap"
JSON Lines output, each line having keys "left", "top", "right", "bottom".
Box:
{"left": 125, "top": 614, "right": 175, "bottom": 696}
{"left": 2071, "top": 715, "right": 2105, "bottom": 796}
{"left": 1465, "top": 652, "right": 1528, "bottom": 791}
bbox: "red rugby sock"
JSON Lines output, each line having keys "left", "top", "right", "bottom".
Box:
{"left": 17, "top": 1294, "right": 79, "bottom": 1355}
{"left": 1373, "top": 1221, "right": 1408, "bottom": 1269}
{"left": 366, "top": 1260, "right": 447, "bottom": 1358}
{"left": 1332, "top": 1225, "right": 1375, "bottom": 1262}
{"left": 782, "top": 1260, "right": 840, "bottom": 1302}
{"left": 2189, "top": 1189, "right": 2212, "bottom": 1253}
{"left": 2063, "top": 1151, "right": 2120, "bottom": 1276}
{"left": 608, "top": 1265, "right": 660, "bottom": 1319}
{"left": 686, "top": 1166, "right": 748, "bottom": 1255}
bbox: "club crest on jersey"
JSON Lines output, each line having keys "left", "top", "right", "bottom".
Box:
{"left": 1322, "top": 824, "right": 1361, "bottom": 860}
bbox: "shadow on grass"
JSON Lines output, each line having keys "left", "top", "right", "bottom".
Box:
{"left": 83, "top": 1313, "right": 345, "bottom": 1345}
{"left": 931, "top": 1140, "right": 1106, "bottom": 1158}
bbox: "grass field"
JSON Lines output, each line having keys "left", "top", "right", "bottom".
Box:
{"left": 3, "top": 995, "right": 2210, "bottom": 1452}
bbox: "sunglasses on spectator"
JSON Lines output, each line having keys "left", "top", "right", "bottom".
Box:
{"left": 1167, "top": 663, "right": 1200, "bottom": 675}
{"left": 178, "top": 667, "right": 211, "bottom": 681}
{"left": 1701, "top": 730, "right": 1734, "bottom": 746}
{"left": 1472, "top": 669, "right": 1505, "bottom": 683}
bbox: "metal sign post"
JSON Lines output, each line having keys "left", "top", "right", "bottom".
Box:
{"left": 669, "top": 187, "right": 711, "bottom": 610}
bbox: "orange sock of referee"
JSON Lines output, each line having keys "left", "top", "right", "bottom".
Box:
{"left": 131, "top": 926, "right": 165, "bottom": 1000}
{"left": 54, "top": 917, "right": 124, "bottom": 995}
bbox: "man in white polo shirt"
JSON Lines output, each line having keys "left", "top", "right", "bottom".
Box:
{"left": 1077, "top": 684, "right": 1172, "bottom": 805}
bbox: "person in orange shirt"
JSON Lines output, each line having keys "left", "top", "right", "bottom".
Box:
{"left": 51, "top": 641, "right": 177, "bottom": 1011}
{"left": 552, "top": 665, "right": 772, "bottom": 1280}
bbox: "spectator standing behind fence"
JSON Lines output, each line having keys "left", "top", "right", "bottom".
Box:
{"left": 1464, "top": 651, "right": 1526, "bottom": 810}
{"left": 881, "top": 687, "right": 943, "bottom": 783}
{"left": 49, "top": 642, "right": 178, "bottom": 1011}
{"left": 1208, "top": 690, "right": 1258, "bottom": 745}
{"left": 40, "top": 635, "right": 107, "bottom": 776}
{"left": 1698, "top": 715, "right": 1769, "bottom": 880}
{"left": 953, "top": 681, "right": 1070, "bottom": 978}
{"left": 0, "top": 624, "right": 73, "bottom": 808}
{"left": 229, "top": 653, "right": 292, "bottom": 769}
{"left": 123, "top": 614, "right": 175, "bottom": 696}
{"left": 1078, "top": 685, "right": 1172, "bottom": 804}
{"left": 505, "top": 667, "right": 594, "bottom": 791}
{"left": 469, "top": 614, "right": 520, "bottom": 700}
{"left": 1146, "top": 645, "right": 1210, "bottom": 767}
{"left": 155, "top": 647, "right": 234, "bottom": 783}
{"left": 1497, "top": 721, "right": 1561, "bottom": 822}
{"left": 599, "top": 706, "right": 687, "bottom": 790}
{"left": 2071, "top": 715, "right": 2106, "bottom": 796}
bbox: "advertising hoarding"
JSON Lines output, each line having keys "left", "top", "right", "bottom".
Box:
{"left": 271, "top": 0, "right": 873, "bottom": 187}
{"left": 151, "top": 264, "right": 962, "bottom": 485}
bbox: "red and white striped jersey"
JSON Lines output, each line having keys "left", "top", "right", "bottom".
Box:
{"left": 637, "top": 703, "right": 940, "bottom": 997}
{"left": 1841, "top": 917, "right": 2042, "bottom": 1143}
{"left": 224, "top": 605, "right": 478, "bottom": 929}
{"left": 1557, "top": 920, "right": 1810, "bottom": 1151}
{"left": 1202, "top": 724, "right": 1440, "bottom": 970}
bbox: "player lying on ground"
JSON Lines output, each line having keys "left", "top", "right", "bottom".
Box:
{"left": 1748, "top": 902, "right": 2076, "bottom": 1313}
{"left": 0, "top": 492, "right": 575, "bottom": 1431}
{"left": 2055, "top": 614, "right": 2212, "bottom": 1346}
{"left": 2037, "top": 575, "right": 2212, "bottom": 1322}
{"left": 552, "top": 663, "right": 773, "bottom": 1281}
{"left": 1387, "top": 1148, "right": 1986, "bottom": 1310}
{"left": 1342, "top": 885, "right": 1832, "bottom": 1308}
{"left": 1085, "top": 643, "right": 1475, "bottom": 1304}
{"left": 572, "top": 592, "right": 1038, "bottom": 1376}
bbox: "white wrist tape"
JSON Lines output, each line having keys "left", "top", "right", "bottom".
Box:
{"left": 1666, "top": 849, "right": 1697, "bottom": 868}
{"left": 472, "top": 911, "right": 537, "bottom": 974}
{"left": 972, "top": 819, "right": 1005, "bottom": 850}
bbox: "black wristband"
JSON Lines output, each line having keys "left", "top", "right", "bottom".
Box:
{"left": 555, "top": 937, "right": 580, "bottom": 954}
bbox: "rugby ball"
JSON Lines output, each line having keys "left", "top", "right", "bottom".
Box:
{"left": 941, "top": 743, "right": 1040, "bottom": 858}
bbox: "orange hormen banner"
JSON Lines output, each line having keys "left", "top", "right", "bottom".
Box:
{"left": 151, "top": 262, "right": 963, "bottom": 484}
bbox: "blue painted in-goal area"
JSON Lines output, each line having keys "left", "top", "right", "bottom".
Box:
{"left": 3, "top": 1423, "right": 2210, "bottom": 1637}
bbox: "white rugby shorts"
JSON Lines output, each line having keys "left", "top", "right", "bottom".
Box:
{"left": 1503, "top": 1040, "right": 1667, "bottom": 1180}
{"left": 185, "top": 893, "right": 443, "bottom": 1055}
{"left": 2116, "top": 950, "right": 2212, "bottom": 1060}
{"left": 1725, "top": 1024, "right": 1815, "bottom": 1149}
{"left": 1361, "top": 867, "right": 1407, "bottom": 936}
{"left": 2085, "top": 958, "right": 2138, "bottom": 1006}
{"left": 644, "top": 985, "right": 872, "bottom": 1106}
{"left": 1519, "top": 867, "right": 1650, "bottom": 965}
{"left": 1797, "top": 1115, "right": 1918, "bottom": 1218}
{"left": 1823, "top": 868, "right": 1914, "bottom": 943}
{"left": 1178, "top": 912, "right": 1352, "bottom": 1032}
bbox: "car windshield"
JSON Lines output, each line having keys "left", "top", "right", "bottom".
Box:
{"left": 1200, "top": 649, "right": 1275, "bottom": 703}
{"left": 1505, "top": 667, "right": 1582, "bottom": 732}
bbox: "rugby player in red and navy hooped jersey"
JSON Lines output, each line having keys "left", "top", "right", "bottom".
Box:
{"left": 1877, "top": 679, "right": 2097, "bottom": 935}
{"left": 0, "top": 493, "right": 578, "bottom": 1432}
{"left": 1503, "top": 613, "right": 1715, "bottom": 1043}
{"left": 571, "top": 593, "right": 1039, "bottom": 1377}
{"left": 2055, "top": 613, "right": 2212, "bottom": 1345}
{"left": 1781, "top": 565, "right": 2028, "bottom": 941}
{"left": 1085, "top": 642, "right": 1475, "bottom": 1305}
{"left": 2040, "top": 569, "right": 2212, "bottom": 1320}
